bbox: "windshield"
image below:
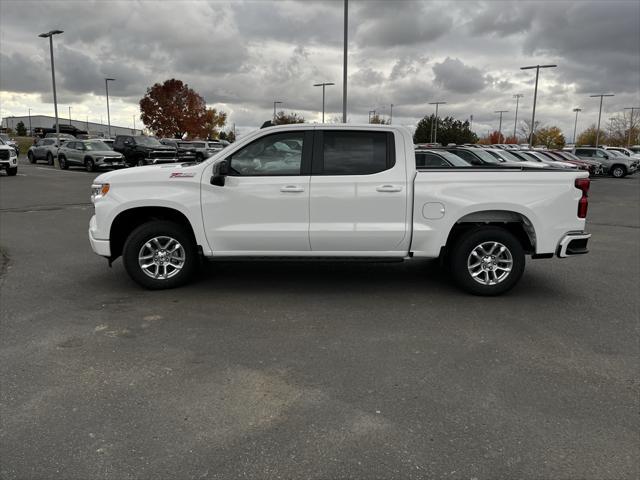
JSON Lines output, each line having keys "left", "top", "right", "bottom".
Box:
{"left": 0, "top": 134, "right": 9, "bottom": 141}
{"left": 438, "top": 151, "right": 471, "bottom": 166}
{"left": 189, "top": 142, "right": 206, "bottom": 148}
{"left": 178, "top": 142, "right": 194, "bottom": 148}
{"left": 468, "top": 148, "right": 500, "bottom": 163}
{"left": 0, "top": 138, "right": 5, "bottom": 145}
{"left": 607, "top": 150, "right": 623, "bottom": 157}
{"left": 493, "top": 150, "right": 522, "bottom": 162}
{"left": 136, "top": 136, "right": 162, "bottom": 146}
{"left": 85, "top": 141, "right": 111, "bottom": 151}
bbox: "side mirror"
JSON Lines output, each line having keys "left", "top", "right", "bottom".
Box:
{"left": 603, "top": 154, "right": 609, "bottom": 159}
{"left": 210, "top": 160, "right": 229, "bottom": 186}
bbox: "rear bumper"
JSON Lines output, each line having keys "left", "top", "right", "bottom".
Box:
{"left": 557, "top": 232, "right": 591, "bottom": 258}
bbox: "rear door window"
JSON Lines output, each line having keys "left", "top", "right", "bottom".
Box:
{"left": 316, "top": 130, "right": 394, "bottom": 175}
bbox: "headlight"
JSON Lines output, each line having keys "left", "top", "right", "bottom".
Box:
{"left": 91, "top": 183, "right": 110, "bottom": 202}
{"left": 9, "top": 150, "right": 16, "bottom": 158}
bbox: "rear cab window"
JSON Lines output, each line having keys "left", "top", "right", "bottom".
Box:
{"left": 314, "top": 130, "right": 395, "bottom": 175}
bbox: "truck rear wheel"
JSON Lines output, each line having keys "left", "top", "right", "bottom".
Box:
{"left": 122, "top": 220, "right": 197, "bottom": 290}
{"left": 449, "top": 226, "right": 525, "bottom": 296}
{"left": 7, "top": 167, "right": 18, "bottom": 176}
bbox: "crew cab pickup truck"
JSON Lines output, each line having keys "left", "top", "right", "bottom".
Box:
{"left": 89, "top": 125, "right": 591, "bottom": 295}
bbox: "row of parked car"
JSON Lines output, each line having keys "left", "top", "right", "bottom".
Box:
{"left": 414, "top": 143, "right": 640, "bottom": 178}
{"left": 26, "top": 134, "right": 228, "bottom": 172}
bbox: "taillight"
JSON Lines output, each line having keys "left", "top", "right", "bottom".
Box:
{"left": 575, "top": 177, "right": 590, "bottom": 218}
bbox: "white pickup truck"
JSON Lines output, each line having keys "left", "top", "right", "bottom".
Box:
{"left": 89, "top": 124, "right": 591, "bottom": 295}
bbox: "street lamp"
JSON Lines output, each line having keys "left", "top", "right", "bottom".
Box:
{"left": 313, "top": 82, "right": 335, "bottom": 123}
{"left": 623, "top": 107, "right": 640, "bottom": 147}
{"left": 572, "top": 108, "right": 582, "bottom": 144}
{"left": 68, "top": 106, "right": 72, "bottom": 125}
{"left": 105, "top": 78, "right": 115, "bottom": 138}
{"left": 273, "top": 101, "right": 283, "bottom": 122}
{"left": 513, "top": 94, "right": 523, "bottom": 138}
{"left": 495, "top": 110, "right": 509, "bottom": 142}
{"left": 520, "top": 64, "right": 557, "bottom": 146}
{"left": 39, "top": 29, "right": 63, "bottom": 167}
{"left": 589, "top": 94, "right": 614, "bottom": 148}
{"left": 342, "top": 0, "right": 348, "bottom": 123}
{"left": 428, "top": 101, "right": 446, "bottom": 144}
{"left": 28, "top": 108, "right": 32, "bottom": 136}
{"left": 389, "top": 104, "right": 394, "bottom": 125}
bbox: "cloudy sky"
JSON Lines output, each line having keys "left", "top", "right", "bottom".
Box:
{"left": 1, "top": 0, "right": 638, "bottom": 139}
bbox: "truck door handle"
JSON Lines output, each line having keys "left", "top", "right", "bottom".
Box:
{"left": 280, "top": 185, "right": 305, "bottom": 193}
{"left": 376, "top": 184, "right": 402, "bottom": 193}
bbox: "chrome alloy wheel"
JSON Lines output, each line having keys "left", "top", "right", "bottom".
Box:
{"left": 467, "top": 241, "right": 513, "bottom": 286}
{"left": 138, "top": 236, "right": 185, "bottom": 280}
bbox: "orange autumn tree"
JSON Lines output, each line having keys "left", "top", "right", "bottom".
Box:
{"left": 139, "top": 79, "right": 226, "bottom": 139}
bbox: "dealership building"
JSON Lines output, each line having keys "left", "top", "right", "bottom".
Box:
{"left": 1, "top": 115, "right": 142, "bottom": 137}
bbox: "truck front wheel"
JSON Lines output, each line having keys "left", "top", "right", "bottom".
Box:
{"left": 449, "top": 227, "right": 525, "bottom": 296}
{"left": 122, "top": 221, "right": 198, "bottom": 290}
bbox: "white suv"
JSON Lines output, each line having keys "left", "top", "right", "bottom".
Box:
{"left": 0, "top": 138, "right": 18, "bottom": 176}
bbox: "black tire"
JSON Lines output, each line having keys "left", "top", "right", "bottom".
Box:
{"left": 46, "top": 152, "right": 54, "bottom": 166}
{"left": 196, "top": 153, "right": 204, "bottom": 163}
{"left": 58, "top": 155, "right": 69, "bottom": 170}
{"left": 27, "top": 151, "right": 36, "bottom": 164}
{"left": 137, "top": 158, "right": 147, "bottom": 167}
{"left": 122, "top": 220, "right": 198, "bottom": 290}
{"left": 449, "top": 226, "right": 525, "bottom": 296}
{"left": 610, "top": 165, "right": 626, "bottom": 178}
{"left": 85, "top": 157, "right": 96, "bottom": 172}
{"left": 7, "top": 167, "right": 17, "bottom": 176}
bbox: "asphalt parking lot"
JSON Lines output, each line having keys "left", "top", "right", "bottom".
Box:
{"left": 1, "top": 157, "right": 638, "bottom": 479}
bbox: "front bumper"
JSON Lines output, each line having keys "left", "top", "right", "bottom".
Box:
{"left": 150, "top": 157, "right": 179, "bottom": 164}
{"left": 0, "top": 158, "right": 17, "bottom": 169}
{"left": 557, "top": 232, "right": 591, "bottom": 258}
{"left": 89, "top": 215, "right": 111, "bottom": 257}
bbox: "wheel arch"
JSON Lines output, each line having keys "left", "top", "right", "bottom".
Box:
{"left": 109, "top": 206, "right": 199, "bottom": 262}
{"left": 444, "top": 209, "right": 537, "bottom": 254}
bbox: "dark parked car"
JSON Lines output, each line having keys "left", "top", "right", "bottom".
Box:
{"left": 34, "top": 123, "right": 87, "bottom": 138}
{"left": 188, "top": 141, "right": 224, "bottom": 162}
{"left": 415, "top": 149, "right": 471, "bottom": 168}
{"left": 113, "top": 135, "right": 178, "bottom": 167}
{"left": 160, "top": 139, "right": 197, "bottom": 161}
{"left": 57, "top": 139, "right": 125, "bottom": 171}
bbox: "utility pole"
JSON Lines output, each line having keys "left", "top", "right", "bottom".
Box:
{"left": 589, "top": 94, "right": 614, "bottom": 148}
{"left": 105, "top": 78, "right": 115, "bottom": 138}
{"left": 28, "top": 108, "right": 32, "bottom": 136}
{"left": 389, "top": 104, "right": 393, "bottom": 124}
{"left": 495, "top": 110, "right": 509, "bottom": 142}
{"left": 513, "top": 94, "right": 523, "bottom": 138}
{"left": 39, "top": 29, "right": 63, "bottom": 168}
{"left": 572, "top": 108, "right": 582, "bottom": 144}
{"left": 313, "top": 82, "right": 334, "bottom": 123}
{"left": 133, "top": 115, "right": 136, "bottom": 133}
{"left": 624, "top": 107, "right": 640, "bottom": 147}
{"left": 342, "top": 0, "right": 348, "bottom": 123}
{"left": 68, "top": 106, "right": 72, "bottom": 125}
{"left": 272, "top": 101, "right": 283, "bottom": 123}
{"left": 520, "top": 64, "right": 557, "bottom": 146}
{"left": 428, "top": 101, "right": 446, "bottom": 144}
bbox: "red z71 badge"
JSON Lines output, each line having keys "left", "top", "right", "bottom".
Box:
{"left": 170, "top": 172, "right": 195, "bottom": 178}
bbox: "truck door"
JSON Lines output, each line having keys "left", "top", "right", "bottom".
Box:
{"left": 201, "top": 130, "right": 313, "bottom": 253}
{"left": 309, "top": 129, "right": 408, "bottom": 252}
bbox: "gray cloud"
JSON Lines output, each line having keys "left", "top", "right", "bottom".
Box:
{"left": 432, "top": 57, "right": 486, "bottom": 94}
{"left": 0, "top": 0, "right": 638, "bottom": 138}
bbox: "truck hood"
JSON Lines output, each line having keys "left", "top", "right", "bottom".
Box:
{"left": 94, "top": 162, "right": 204, "bottom": 184}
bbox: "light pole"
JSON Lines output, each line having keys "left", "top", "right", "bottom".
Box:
{"left": 133, "top": 115, "right": 136, "bottom": 134}
{"left": 572, "top": 108, "right": 582, "bottom": 144}
{"left": 624, "top": 107, "right": 640, "bottom": 147}
{"left": 520, "top": 64, "right": 557, "bottom": 146}
{"left": 68, "top": 106, "right": 72, "bottom": 125}
{"left": 273, "top": 101, "right": 283, "bottom": 123}
{"left": 342, "top": 0, "right": 348, "bottom": 123}
{"left": 428, "top": 101, "right": 446, "bottom": 144}
{"left": 495, "top": 110, "right": 509, "bottom": 142}
{"left": 39, "top": 29, "right": 63, "bottom": 167}
{"left": 513, "top": 94, "right": 523, "bottom": 139}
{"left": 389, "top": 104, "right": 393, "bottom": 125}
{"left": 313, "top": 82, "right": 334, "bottom": 123}
{"left": 28, "top": 108, "right": 32, "bottom": 136}
{"left": 105, "top": 78, "right": 115, "bottom": 138}
{"left": 589, "top": 93, "right": 614, "bottom": 148}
